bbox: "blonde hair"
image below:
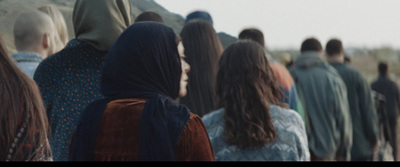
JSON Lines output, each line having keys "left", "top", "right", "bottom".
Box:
{"left": 38, "top": 5, "right": 69, "bottom": 47}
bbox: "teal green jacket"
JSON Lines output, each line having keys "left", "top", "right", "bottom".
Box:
{"left": 330, "top": 63, "right": 379, "bottom": 159}
{"left": 290, "top": 51, "right": 352, "bottom": 160}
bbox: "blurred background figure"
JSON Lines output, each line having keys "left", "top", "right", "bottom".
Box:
{"left": 238, "top": 28, "right": 305, "bottom": 123}
{"left": 69, "top": 22, "right": 214, "bottom": 161}
{"left": 134, "top": 11, "right": 164, "bottom": 23}
{"left": 344, "top": 55, "right": 351, "bottom": 64}
{"left": 279, "top": 52, "right": 294, "bottom": 69}
{"left": 33, "top": 0, "right": 133, "bottom": 161}
{"left": 12, "top": 10, "right": 57, "bottom": 78}
{"left": 372, "top": 90, "right": 394, "bottom": 161}
{"left": 179, "top": 19, "right": 223, "bottom": 117}
{"left": 185, "top": 10, "right": 237, "bottom": 49}
{"left": 202, "top": 40, "right": 309, "bottom": 161}
{"left": 290, "top": 37, "right": 352, "bottom": 161}
{"left": 0, "top": 34, "right": 52, "bottom": 161}
{"left": 371, "top": 61, "right": 400, "bottom": 161}
{"left": 38, "top": 4, "right": 69, "bottom": 52}
{"left": 325, "top": 38, "right": 379, "bottom": 161}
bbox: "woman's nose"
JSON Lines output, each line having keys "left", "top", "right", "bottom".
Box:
{"left": 184, "top": 60, "right": 190, "bottom": 72}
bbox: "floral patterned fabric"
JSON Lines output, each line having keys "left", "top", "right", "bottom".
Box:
{"left": 5, "top": 122, "right": 52, "bottom": 161}
{"left": 33, "top": 39, "right": 105, "bottom": 161}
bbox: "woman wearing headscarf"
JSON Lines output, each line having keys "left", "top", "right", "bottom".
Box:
{"left": 0, "top": 34, "right": 52, "bottom": 161}
{"left": 33, "top": 0, "right": 132, "bottom": 161}
{"left": 69, "top": 22, "right": 215, "bottom": 161}
{"left": 202, "top": 40, "right": 310, "bottom": 161}
{"left": 179, "top": 19, "right": 223, "bottom": 117}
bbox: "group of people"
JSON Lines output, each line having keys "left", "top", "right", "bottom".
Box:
{"left": 1, "top": 0, "right": 400, "bottom": 162}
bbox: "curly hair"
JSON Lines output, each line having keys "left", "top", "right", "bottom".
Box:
{"left": 217, "top": 40, "right": 285, "bottom": 149}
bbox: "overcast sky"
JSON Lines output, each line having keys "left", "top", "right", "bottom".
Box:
{"left": 154, "top": 0, "right": 400, "bottom": 50}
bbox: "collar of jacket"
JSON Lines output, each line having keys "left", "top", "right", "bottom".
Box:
{"left": 378, "top": 75, "right": 389, "bottom": 80}
{"left": 12, "top": 52, "right": 44, "bottom": 63}
{"left": 295, "top": 51, "right": 323, "bottom": 69}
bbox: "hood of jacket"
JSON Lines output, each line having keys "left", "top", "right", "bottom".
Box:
{"left": 294, "top": 51, "right": 323, "bottom": 69}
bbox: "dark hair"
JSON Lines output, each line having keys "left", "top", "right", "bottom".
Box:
{"left": 238, "top": 28, "right": 265, "bottom": 48}
{"left": 134, "top": 11, "right": 164, "bottom": 23}
{"left": 185, "top": 11, "right": 213, "bottom": 25}
{"left": 378, "top": 61, "right": 388, "bottom": 76}
{"left": 301, "top": 37, "right": 322, "bottom": 52}
{"left": 0, "top": 35, "right": 49, "bottom": 160}
{"left": 325, "top": 39, "right": 343, "bottom": 56}
{"left": 217, "top": 40, "right": 285, "bottom": 149}
{"left": 179, "top": 19, "right": 223, "bottom": 117}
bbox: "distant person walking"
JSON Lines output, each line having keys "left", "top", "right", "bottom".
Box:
{"left": 12, "top": 10, "right": 58, "bottom": 78}
{"left": 69, "top": 22, "right": 214, "bottom": 161}
{"left": 238, "top": 28, "right": 305, "bottom": 123}
{"left": 179, "top": 19, "right": 224, "bottom": 117}
{"left": 371, "top": 62, "right": 400, "bottom": 161}
{"left": 33, "top": 0, "right": 133, "bottom": 161}
{"left": 372, "top": 90, "right": 394, "bottom": 161}
{"left": 325, "top": 39, "right": 379, "bottom": 161}
{"left": 202, "top": 40, "right": 309, "bottom": 161}
{"left": 290, "top": 38, "right": 352, "bottom": 161}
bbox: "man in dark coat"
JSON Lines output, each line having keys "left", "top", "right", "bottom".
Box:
{"left": 371, "top": 62, "right": 400, "bottom": 161}
{"left": 325, "top": 39, "right": 379, "bottom": 161}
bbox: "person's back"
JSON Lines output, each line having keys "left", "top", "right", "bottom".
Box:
{"left": 12, "top": 10, "right": 58, "bottom": 78}
{"left": 33, "top": 0, "right": 132, "bottom": 160}
{"left": 203, "top": 105, "right": 308, "bottom": 161}
{"left": 290, "top": 38, "right": 352, "bottom": 161}
{"left": 371, "top": 62, "right": 400, "bottom": 161}
{"left": 325, "top": 39, "right": 379, "bottom": 161}
{"left": 238, "top": 28, "right": 305, "bottom": 122}
{"left": 372, "top": 91, "right": 394, "bottom": 161}
{"left": 202, "top": 40, "right": 309, "bottom": 161}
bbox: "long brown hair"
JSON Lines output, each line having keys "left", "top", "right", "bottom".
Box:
{"left": 179, "top": 19, "right": 223, "bottom": 117}
{"left": 217, "top": 40, "right": 285, "bottom": 149}
{"left": 0, "top": 35, "right": 49, "bottom": 160}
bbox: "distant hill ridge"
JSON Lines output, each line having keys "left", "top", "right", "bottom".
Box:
{"left": 0, "top": 0, "right": 237, "bottom": 53}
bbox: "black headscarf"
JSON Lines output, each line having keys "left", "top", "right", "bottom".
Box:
{"left": 69, "top": 22, "right": 190, "bottom": 161}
